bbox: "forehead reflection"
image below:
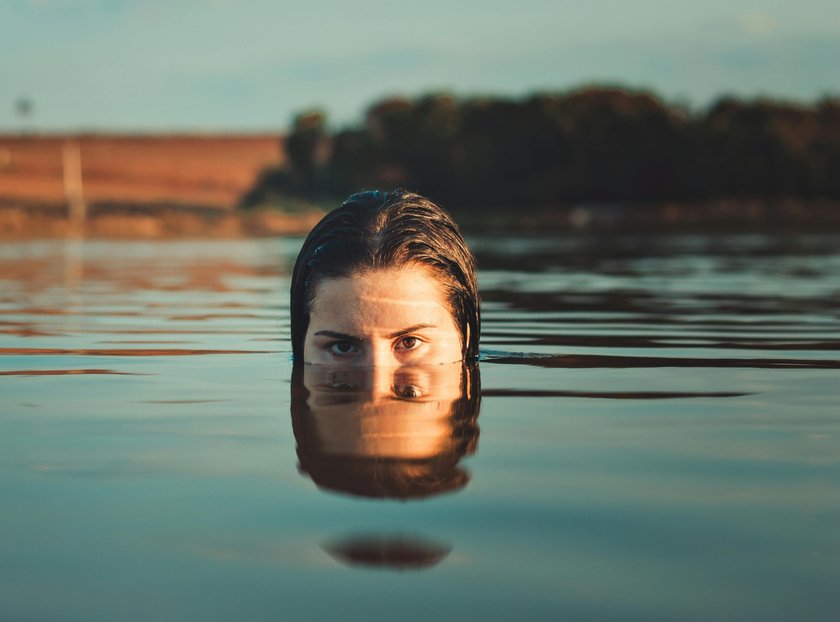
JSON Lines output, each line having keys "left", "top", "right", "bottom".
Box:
{"left": 302, "top": 363, "right": 465, "bottom": 458}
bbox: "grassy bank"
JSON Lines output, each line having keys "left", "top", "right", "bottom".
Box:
{"left": 0, "top": 204, "right": 323, "bottom": 239}
{"left": 3, "top": 198, "right": 838, "bottom": 239}
{"left": 453, "top": 199, "right": 840, "bottom": 233}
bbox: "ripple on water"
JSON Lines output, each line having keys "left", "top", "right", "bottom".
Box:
{"left": 1, "top": 235, "right": 839, "bottom": 621}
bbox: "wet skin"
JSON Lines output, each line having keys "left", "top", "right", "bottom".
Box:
{"left": 303, "top": 265, "right": 463, "bottom": 367}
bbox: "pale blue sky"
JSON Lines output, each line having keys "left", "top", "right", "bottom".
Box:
{"left": 1, "top": 0, "right": 838, "bottom": 131}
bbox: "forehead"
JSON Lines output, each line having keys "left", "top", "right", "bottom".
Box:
{"left": 309, "top": 265, "right": 452, "bottom": 329}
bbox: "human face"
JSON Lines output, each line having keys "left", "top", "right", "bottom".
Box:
{"left": 303, "top": 265, "right": 462, "bottom": 366}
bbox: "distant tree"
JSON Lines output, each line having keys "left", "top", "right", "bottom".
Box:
{"left": 286, "top": 109, "right": 328, "bottom": 196}
{"left": 809, "top": 97, "right": 840, "bottom": 198}
{"left": 329, "top": 127, "right": 381, "bottom": 193}
{"left": 238, "top": 168, "right": 292, "bottom": 209}
{"left": 548, "top": 87, "right": 687, "bottom": 202}
{"left": 691, "top": 99, "right": 809, "bottom": 199}
{"left": 244, "top": 87, "right": 840, "bottom": 216}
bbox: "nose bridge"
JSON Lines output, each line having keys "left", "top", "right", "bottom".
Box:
{"left": 365, "top": 338, "right": 398, "bottom": 397}
{"left": 366, "top": 337, "right": 397, "bottom": 368}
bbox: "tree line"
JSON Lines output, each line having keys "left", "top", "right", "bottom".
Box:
{"left": 242, "top": 86, "right": 840, "bottom": 215}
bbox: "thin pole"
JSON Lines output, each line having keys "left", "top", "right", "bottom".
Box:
{"left": 63, "top": 137, "right": 86, "bottom": 234}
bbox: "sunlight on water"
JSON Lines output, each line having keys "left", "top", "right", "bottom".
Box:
{"left": 1, "top": 234, "right": 839, "bottom": 621}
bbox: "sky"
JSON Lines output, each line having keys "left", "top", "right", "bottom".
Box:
{"left": 1, "top": 0, "right": 838, "bottom": 132}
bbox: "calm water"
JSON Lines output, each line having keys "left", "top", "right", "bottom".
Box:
{"left": 1, "top": 234, "right": 839, "bottom": 622}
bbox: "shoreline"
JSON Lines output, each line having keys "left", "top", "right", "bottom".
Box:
{"left": 2, "top": 199, "right": 839, "bottom": 239}
{"left": 455, "top": 199, "right": 840, "bottom": 234}
{"left": 0, "top": 204, "right": 324, "bottom": 239}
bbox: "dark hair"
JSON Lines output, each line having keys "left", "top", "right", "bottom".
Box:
{"left": 290, "top": 189, "right": 480, "bottom": 361}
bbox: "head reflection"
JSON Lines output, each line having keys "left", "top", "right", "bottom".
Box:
{"left": 291, "top": 362, "right": 480, "bottom": 500}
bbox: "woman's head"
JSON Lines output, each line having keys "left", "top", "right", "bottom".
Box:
{"left": 290, "top": 190, "right": 479, "bottom": 364}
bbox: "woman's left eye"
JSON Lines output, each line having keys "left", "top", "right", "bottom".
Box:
{"left": 395, "top": 384, "right": 422, "bottom": 399}
{"left": 397, "top": 336, "right": 420, "bottom": 350}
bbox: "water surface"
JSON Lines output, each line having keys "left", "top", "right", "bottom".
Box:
{"left": 1, "top": 234, "right": 839, "bottom": 621}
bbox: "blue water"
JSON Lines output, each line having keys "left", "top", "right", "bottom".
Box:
{"left": 1, "top": 234, "right": 839, "bottom": 621}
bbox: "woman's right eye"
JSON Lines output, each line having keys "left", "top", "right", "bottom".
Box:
{"left": 328, "top": 341, "right": 357, "bottom": 357}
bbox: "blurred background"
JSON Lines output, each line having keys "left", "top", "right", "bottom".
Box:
{"left": 1, "top": 0, "right": 838, "bottom": 236}
{"left": 3, "top": 4, "right": 840, "bottom": 619}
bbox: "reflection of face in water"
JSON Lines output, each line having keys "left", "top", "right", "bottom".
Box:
{"left": 290, "top": 362, "right": 480, "bottom": 499}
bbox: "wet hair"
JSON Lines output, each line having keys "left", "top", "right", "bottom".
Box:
{"left": 290, "top": 189, "right": 480, "bottom": 361}
{"left": 290, "top": 362, "right": 481, "bottom": 500}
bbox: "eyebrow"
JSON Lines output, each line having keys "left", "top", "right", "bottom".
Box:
{"left": 387, "top": 324, "right": 435, "bottom": 339}
{"left": 313, "top": 324, "right": 435, "bottom": 341}
{"left": 313, "top": 330, "right": 363, "bottom": 342}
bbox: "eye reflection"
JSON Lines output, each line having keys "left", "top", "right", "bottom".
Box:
{"left": 391, "top": 369, "right": 428, "bottom": 400}
{"left": 327, "top": 370, "right": 365, "bottom": 391}
{"left": 290, "top": 362, "right": 481, "bottom": 500}
{"left": 394, "top": 384, "right": 422, "bottom": 399}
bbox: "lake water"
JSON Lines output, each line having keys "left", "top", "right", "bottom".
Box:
{"left": 1, "top": 234, "right": 839, "bottom": 621}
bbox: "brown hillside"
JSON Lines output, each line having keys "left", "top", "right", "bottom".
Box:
{"left": 0, "top": 134, "right": 285, "bottom": 210}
